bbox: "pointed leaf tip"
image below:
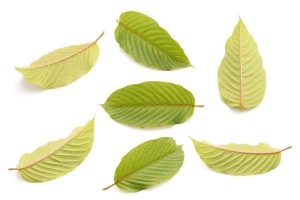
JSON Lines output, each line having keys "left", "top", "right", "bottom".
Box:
{"left": 238, "top": 16, "right": 243, "bottom": 22}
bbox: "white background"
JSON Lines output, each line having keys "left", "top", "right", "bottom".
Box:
{"left": 0, "top": 0, "right": 299, "bottom": 199}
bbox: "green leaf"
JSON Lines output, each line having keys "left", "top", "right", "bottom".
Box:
{"left": 9, "top": 119, "right": 94, "bottom": 182}
{"left": 192, "top": 139, "right": 291, "bottom": 176}
{"left": 218, "top": 18, "right": 266, "bottom": 110}
{"left": 103, "top": 137, "right": 184, "bottom": 192}
{"left": 16, "top": 32, "right": 104, "bottom": 89}
{"left": 102, "top": 81, "right": 202, "bottom": 128}
{"left": 115, "top": 11, "right": 191, "bottom": 70}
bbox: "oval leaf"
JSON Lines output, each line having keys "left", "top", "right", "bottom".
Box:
{"left": 218, "top": 18, "right": 266, "bottom": 110}
{"left": 103, "top": 137, "right": 184, "bottom": 192}
{"left": 16, "top": 32, "right": 104, "bottom": 89}
{"left": 192, "top": 139, "right": 291, "bottom": 176}
{"left": 9, "top": 119, "right": 94, "bottom": 182}
{"left": 115, "top": 11, "right": 191, "bottom": 70}
{"left": 102, "top": 81, "right": 202, "bottom": 128}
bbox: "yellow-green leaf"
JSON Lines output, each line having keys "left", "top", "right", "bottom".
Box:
{"left": 16, "top": 32, "right": 104, "bottom": 89}
{"left": 192, "top": 139, "right": 291, "bottom": 176}
{"left": 9, "top": 119, "right": 94, "bottom": 182}
{"left": 218, "top": 18, "right": 266, "bottom": 110}
{"left": 115, "top": 11, "right": 191, "bottom": 70}
{"left": 102, "top": 81, "right": 202, "bottom": 128}
{"left": 103, "top": 137, "right": 184, "bottom": 192}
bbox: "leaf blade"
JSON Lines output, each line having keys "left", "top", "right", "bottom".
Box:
{"left": 218, "top": 18, "right": 266, "bottom": 110}
{"left": 102, "top": 81, "right": 197, "bottom": 128}
{"left": 104, "top": 137, "right": 184, "bottom": 192}
{"left": 16, "top": 32, "right": 104, "bottom": 89}
{"left": 192, "top": 139, "right": 290, "bottom": 176}
{"left": 115, "top": 11, "right": 191, "bottom": 70}
{"left": 11, "top": 119, "right": 94, "bottom": 182}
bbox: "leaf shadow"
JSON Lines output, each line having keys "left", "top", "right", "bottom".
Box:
{"left": 9, "top": 170, "right": 28, "bottom": 183}
{"left": 113, "top": 120, "right": 181, "bottom": 133}
{"left": 105, "top": 179, "right": 171, "bottom": 194}
{"left": 227, "top": 106, "right": 252, "bottom": 115}
{"left": 17, "top": 78, "right": 43, "bottom": 94}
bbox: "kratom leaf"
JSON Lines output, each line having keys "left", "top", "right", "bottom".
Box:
{"left": 16, "top": 32, "right": 104, "bottom": 89}
{"left": 115, "top": 11, "right": 191, "bottom": 70}
{"left": 102, "top": 81, "right": 202, "bottom": 128}
{"left": 218, "top": 18, "right": 266, "bottom": 110}
{"left": 103, "top": 137, "right": 184, "bottom": 192}
{"left": 192, "top": 139, "right": 291, "bottom": 176}
{"left": 9, "top": 119, "right": 94, "bottom": 182}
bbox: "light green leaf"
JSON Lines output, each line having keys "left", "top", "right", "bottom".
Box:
{"left": 192, "top": 139, "right": 291, "bottom": 176}
{"left": 103, "top": 137, "right": 184, "bottom": 192}
{"left": 9, "top": 119, "right": 94, "bottom": 182}
{"left": 218, "top": 18, "right": 266, "bottom": 110}
{"left": 115, "top": 11, "right": 191, "bottom": 70}
{"left": 16, "top": 32, "right": 104, "bottom": 89}
{"left": 102, "top": 81, "right": 202, "bottom": 128}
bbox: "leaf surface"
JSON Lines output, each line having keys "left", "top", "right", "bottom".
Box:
{"left": 103, "top": 137, "right": 184, "bottom": 192}
{"left": 115, "top": 11, "right": 191, "bottom": 70}
{"left": 218, "top": 18, "right": 266, "bottom": 110}
{"left": 192, "top": 139, "right": 291, "bottom": 176}
{"left": 16, "top": 32, "right": 104, "bottom": 89}
{"left": 10, "top": 119, "right": 94, "bottom": 182}
{"left": 102, "top": 81, "right": 200, "bottom": 128}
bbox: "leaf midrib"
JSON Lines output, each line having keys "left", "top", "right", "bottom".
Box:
{"left": 199, "top": 142, "right": 290, "bottom": 155}
{"left": 17, "top": 32, "right": 104, "bottom": 70}
{"left": 239, "top": 22, "right": 244, "bottom": 110}
{"left": 117, "top": 20, "right": 188, "bottom": 65}
{"left": 103, "top": 146, "right": 181, "bottom": 190}
{"left": 118, "top": 147, "right": 180, "bottom": 185}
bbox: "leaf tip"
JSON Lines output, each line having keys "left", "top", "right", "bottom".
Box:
{"left": 15, "top": 67, "right": 23, "bottom": 72}
{"left": 237, "top": 16, "right": 246, "bottom": 28}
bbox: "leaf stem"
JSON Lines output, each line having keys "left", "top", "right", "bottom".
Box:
{"left": 194, "top": 105, "right": 204, "bottom": 108}
{"left": 280, "top": 146, "right": 292, "bottom": 152}
{"left": 8, "top": 168, "right": 18, "bottom": 171}
{"left": 94, "top": 31, "right": 105, "bottom": 43}
{"left": 102, "top": 182, "right": 116, "bottom": 190}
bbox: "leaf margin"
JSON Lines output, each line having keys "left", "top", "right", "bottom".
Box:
{"left": 102, "top": 137, "right": 184, "bottom": 192}
{"left": 115, "top": 11, "right": 191, "bottom": 70}
{"left": 15, "top": 32, "right": 104, "bottom": 89}
{"left": 9, "top": 118, "right": 95, "bottom": 182}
